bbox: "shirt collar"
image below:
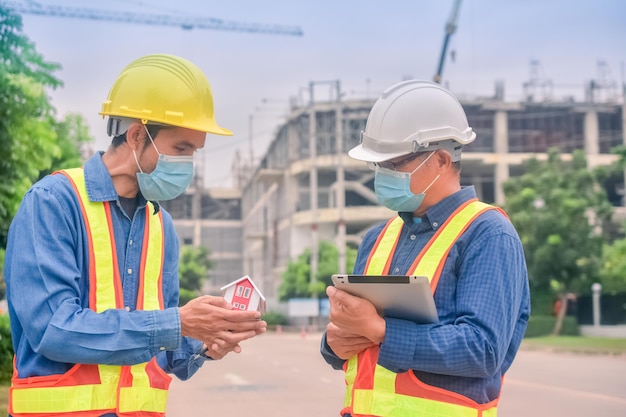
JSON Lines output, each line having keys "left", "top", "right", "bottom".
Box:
{"left": 83, "top": 152, "right": 159, "bottom": 213}
{"left": 398, "top": 186, "right": 478, "bottom": 229}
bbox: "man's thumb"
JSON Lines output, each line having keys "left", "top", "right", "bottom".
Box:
{"left": 326, "top": 286, "right": 337, "bottom": 297}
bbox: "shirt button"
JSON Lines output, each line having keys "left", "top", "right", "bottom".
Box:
{"left": 432, "top": 222, "right": 439, "bottom": 228}
{"left": 410, "top": 234, "right": 416, "bottom": 240}
{"left": 394, "top": 267, "right": 400, "bottom": 273}
{"left": 127, "top": 268, "right": 132, "bottom": 274}
{"left": 125, "top": 306, "right": 130, "bottom": 312}
{"left": 159, "top": 347, "right": 166, "bottom": 351}
{"left": 129, "top": 240, "right": 133, "bottom": 245}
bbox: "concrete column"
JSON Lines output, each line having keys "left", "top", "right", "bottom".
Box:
{"left": 308, "top": 83, "right": 319, "bottom": 297}
{"left": 584, "top": 110, "right": 599, "bottom": 155}
{"left": 335, "top": 81, "right": 346, "bottom": 274}
{"left": 494, "top": 111, "right": 509, "bottom": 205}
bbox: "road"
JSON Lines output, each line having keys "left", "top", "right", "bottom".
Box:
{"left": 166, "top": 332, "right": 626, "bottom": 417}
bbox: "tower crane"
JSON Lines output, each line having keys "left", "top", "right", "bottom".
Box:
{"left": 0, "top": 0, "right": 303, "bottom": 36}
{"left": 433, "top": 0, "right": 462, "bottom": 84}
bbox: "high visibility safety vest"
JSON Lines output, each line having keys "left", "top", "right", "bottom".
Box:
{"left": 342, "top": 199, "right": 505, "bottom": 417}
{"left": 9, "top": 168, "right": 172, "bottom": 417}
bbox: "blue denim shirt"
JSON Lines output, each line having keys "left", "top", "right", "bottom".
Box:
{"left": 5, "top": 152, "right": 206, "bottom": 383}
{"left": 321, "top": 186, "right": 530, "bottom": 404}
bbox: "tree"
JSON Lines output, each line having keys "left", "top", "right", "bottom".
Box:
{"left": 595, "top": 145, "right": 626, "bottom": 294}
{"left": 279, "top": 241, "right": 358, "bottom": 301}
{"left": 502, "top": 148, "right": 613, "bottom": 334}
{"left": 0, "top": 7, "right": 63, "bottom": 246}
{"left": 598, "top": 238, "right": 626, "bottom": 294}
{"left": 39, "top": 113, "right": 94, "bottom": 179}
{"left": 178, "top": 245, "right": 214, "bottom": 306}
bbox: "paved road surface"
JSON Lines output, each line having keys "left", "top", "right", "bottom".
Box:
{"left": 167, "top": 332, "right": 626, "bottom": 417}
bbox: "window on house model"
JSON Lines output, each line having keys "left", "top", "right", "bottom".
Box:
{"left": 233, "top": 302, "right": 239, "bottom": 308}
{"left": 236, "top": 285, "right": 243, "bottom": 297}
{"left": 243, "top": 287, "right": 252, "bottom": 299}
{"left": 239, "top": 304, "right": 246, "bottom": 310}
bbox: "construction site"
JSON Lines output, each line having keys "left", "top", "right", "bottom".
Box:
{"left": 7, "top": 0, "right": 622, "bottom": 312}
{"left": 159, "top": 64, "right": 625, "bottom": 310}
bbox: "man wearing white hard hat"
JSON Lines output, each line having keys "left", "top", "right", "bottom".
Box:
{"left": 321, "top": 80, "right": 530, "bottom": 417}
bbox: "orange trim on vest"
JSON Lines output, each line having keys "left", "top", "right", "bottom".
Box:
{"left": 63, "top": 172, "right": 124, "bottom": 310}
{"left": 137, "top": 209, "right": 165, "bottom": 311}
{"left": 104, "top": 200, "right": 124, "bottom": 308}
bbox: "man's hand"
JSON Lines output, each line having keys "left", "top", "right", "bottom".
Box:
{"left": 326, "top": 286, "right": 386, "bottom": 345}
{"left": 326, "top": 322, "right": 377, "bottom": 360}
{"left": 179, "top": 295, "right": 267, "bottom": 358}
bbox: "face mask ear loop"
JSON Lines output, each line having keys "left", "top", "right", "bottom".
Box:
{"left": 422, "top": 174, "right": 440, "bottom": 194}
{"left": 143, "top": 124, "right": 161, "bottom": 155}
{"left": 132, "top": 150, "right": 145, "bottom": 174}
{"left": 410, "top": 150, "right": 436, "bottom": 175}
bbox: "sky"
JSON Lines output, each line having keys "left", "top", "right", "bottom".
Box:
{"left": 10, "top": 0, "right": 626, "bottom": 187}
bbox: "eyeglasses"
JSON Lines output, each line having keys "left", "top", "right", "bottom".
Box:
{"left": 367, "top": 152, "right": 425, "bottom": 171}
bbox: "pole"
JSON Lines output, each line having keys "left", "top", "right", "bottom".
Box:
{"left": 591, "top": 283, "right": 602, "bottom": 327}
{"left": 309, "top": 82, "right": 319, "bottom": 299}
{"left": 336, "top": 80, "right": 346, "bottom": 274}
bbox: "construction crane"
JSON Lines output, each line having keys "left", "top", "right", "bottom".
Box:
{"left": 433, "top": 0, "right": 462, "bottom": 84}
{"left": 0, "top": 0, "right": 304, "bottom": 36}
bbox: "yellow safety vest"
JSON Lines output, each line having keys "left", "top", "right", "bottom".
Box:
{"left": 343, "top": 199, "right": 504, "bottom": 417}
{"left": 9, "top": 168, "right": 172, "bottom": 417}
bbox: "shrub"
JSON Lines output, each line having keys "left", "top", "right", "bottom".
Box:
{"left": 524, "top": 315, "right": 579, "bottom": 338}
{"left": 0, "top": 315, "right": 13, "bottom": 384}
{"left": 262, "top": 311, "right": 288, "bottom": 326}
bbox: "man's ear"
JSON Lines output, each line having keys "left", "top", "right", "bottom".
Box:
{"left": 126, "top": 122, "right": 145, "bottom": 151}
{"left": 435, "top": 149, "right": 452, "bottom": 169}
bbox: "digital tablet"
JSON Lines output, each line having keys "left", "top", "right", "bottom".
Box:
{"left": 331, "top": 274, "right": 438, "bottom": 324}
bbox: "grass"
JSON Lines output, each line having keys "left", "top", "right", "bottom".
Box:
{"left": 0, "top": 385, "right": 6, "bottom": 417}
{"left": 522, "top": 336, "right": 626, "bottom": 355}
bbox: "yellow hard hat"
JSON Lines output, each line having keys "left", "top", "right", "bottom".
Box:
{"left": 99, "top": 53, "right": 232, "bottom": 136}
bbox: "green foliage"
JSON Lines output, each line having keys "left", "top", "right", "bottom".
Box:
{"left": 178, "top": 245, "right": 214, "bottom": 306}
{"left": 598, "top": 238, "right": 626, "bottom": 294}
{"left": 595, "top": 145, "right": 626, "bottom": 294}
{"left": 0, "top": 6, "right": 63, "bottom": 248}
{"left": 39, "top": 113, "right": 94, "bottom": 179}
{"left": 0, "top": 248, "right": 4, "bottom": 300}
{"left": 279, "top": 241, "right": 357, "bottom": 300}
{"left": 0, "top": 314, "right": 13, "bottom": 384}
{"left": 524, "top": 315, "right": 579, "bottom": 338}
{"left": 262, "top": 310, "right": 288, "bottom": 326}
{"left": 502, "top": 148, "right": 613, "bottom": 311}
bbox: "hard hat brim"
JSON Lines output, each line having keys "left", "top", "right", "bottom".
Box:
{"left": 348, "top": 144, "right": 408, "bottom": 163}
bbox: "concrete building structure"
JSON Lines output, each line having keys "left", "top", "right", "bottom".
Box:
{"left": 160, "top": 184, "right": 244, "bottom": 294}
{"left": 165, "top": 81, "right": 625, "bottom": 310}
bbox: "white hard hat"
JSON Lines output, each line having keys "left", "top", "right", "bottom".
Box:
{"left": 349, "top": 80, "right": 475, "bottom": 163}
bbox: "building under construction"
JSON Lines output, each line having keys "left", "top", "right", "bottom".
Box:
{"left": 162, "top": 80, "right": 625, "bottom": 309}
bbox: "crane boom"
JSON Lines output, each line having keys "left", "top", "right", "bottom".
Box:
{"left": 0, "top": 1, "right": 304, "bottom": 36}
{"left": 433, "top": 0, "right": 462, "bottom": 84}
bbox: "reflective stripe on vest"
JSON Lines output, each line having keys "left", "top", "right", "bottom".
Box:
{"left": 9, "top": 168, "right": 171, "bottom": 417}
{"left": 344, "top": 199, "right": 504, "bottom": 417}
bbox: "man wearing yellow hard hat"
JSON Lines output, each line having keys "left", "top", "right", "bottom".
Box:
{"left": 5, "top": 54, "right": 266, "bottom": 417}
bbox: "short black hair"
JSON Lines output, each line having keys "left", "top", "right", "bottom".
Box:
{"left": 110, "top": 124, "right": 165, "bottom": 149}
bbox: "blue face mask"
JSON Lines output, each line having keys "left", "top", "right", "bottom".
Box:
{"left": 133, "top": 126, "right": 194, "bottom": 201}
{"left": 374, "top": 151, "right": 439, "bottom": 213}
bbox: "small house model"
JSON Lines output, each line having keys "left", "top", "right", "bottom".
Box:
{"left": 220, "top": 275, "right": 266, "bottom": 314}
